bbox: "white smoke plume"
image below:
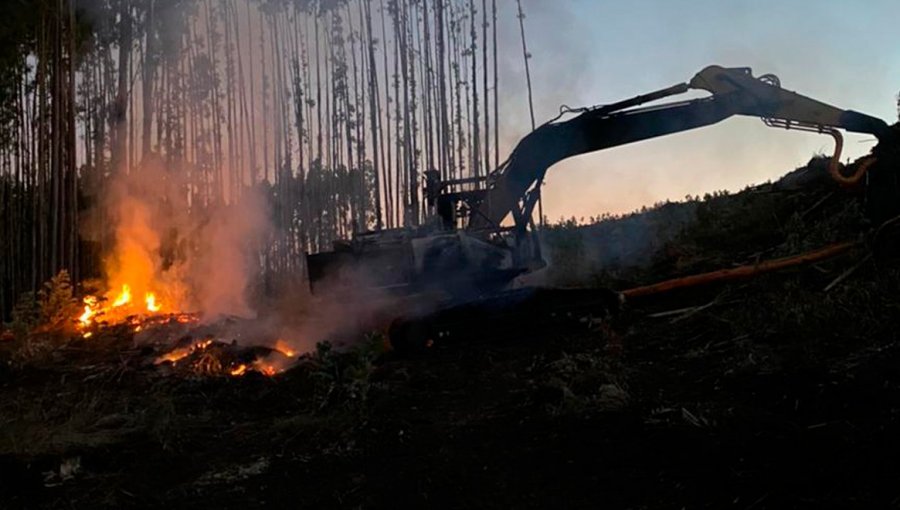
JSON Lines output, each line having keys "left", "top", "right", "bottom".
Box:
{"left": 100, "top": 156, "right": 271, "bottom": 322}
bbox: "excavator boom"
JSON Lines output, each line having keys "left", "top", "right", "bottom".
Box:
{"left": 308, "top": 65, "right": 895, "bottom": 303}
{"left": 468, "top": 65, "right": 892, "bottom": 230}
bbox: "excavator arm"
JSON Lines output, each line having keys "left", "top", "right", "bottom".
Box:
{"left": 306, "top": 65, "right": 894, "bottom": 301}
{"left": 468, "top": 65, "right": 893, "bottom": 230}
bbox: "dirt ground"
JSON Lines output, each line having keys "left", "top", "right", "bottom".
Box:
{"left": 4, "top": 164, "right": 900, "bottom": 509}
{"left": 4, "top": 264, "right": 900, "bottom": 508}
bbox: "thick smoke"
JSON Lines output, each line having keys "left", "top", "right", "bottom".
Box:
{"left": 187, "top": 190, "right": 270, "bottom": 319}
{"left": 101, "top": 156, "right": 270, "bottom": 322}
{"left": 100, "top": 157, "right": 400, "bottom": 355}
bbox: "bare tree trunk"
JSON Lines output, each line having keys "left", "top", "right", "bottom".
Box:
{"left": 379, "top": 0, "right": 394, "bottom": 228}
{"left": 516, "top": 0, "right": 535, "bottom": 130}
{"left": 260, "top": 8, "right": 270, "bottom": 182}
{"left": 492, "top": 0, "right": 498, "bottom": 169}
{"left": 244, "top": 0, "right": 257, "bottom": 184}
{"left": 469, "top": 0, "right": 480, "bottom": 178}
{"left": 142, "top": 0, "right": 157, "bottom": 159}
{"left": 363, "top": 0, "right": 383, "bottom": 229}
{"left": 515, "top": 0, "right": 539, "bottom": 223}
{"left": 482, "top": 0, "right": 489, "bottom": 171}
{"left": 436, "top": 0, "right": 450, "bottom": 179}
{"left": 66, "top": 0, "right": 78, "bottom": 278}
{"left": 50, "top": 0, "right": 62, "bottom": 276}
{"left": 112, "top": 0, "right": 132, "bottom": 174}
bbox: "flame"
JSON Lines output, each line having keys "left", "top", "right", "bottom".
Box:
{"left": 73, "top": 276, "right": 178, "bottom": 341}
{"left": 78, "top": 306, "right": 93, "bottom": 326}
{"left": 63, "top": 188, "right": 292, "bottom": 378}
{"left": 70, "top": 288, "right": 290, "bottom": 378}
{"left": 273, "top": 339, "right": 297, "bottom": 357}
{"left": 112, "top": 284, "right": 132, "bottom": 307}
{"left": 253, "top": 362, "right": 277, "bottom": 377}
{"left": 146, "top": 333, "right": 295, "bottom": 378}
{"left": 155, "top": 338, "right": 213, "bottom": 365}
{"left": 78, "top": 296, "right": 97, "bottom": 328}
{"left": 66, "top": 174, "right": 270, "bottom": 377}
{"left": 145, "top": 292, "right": 160, "bottom": 312}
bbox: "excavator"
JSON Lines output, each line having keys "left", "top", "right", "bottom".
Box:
{"left": 306, "top": 65, "right": 899, "bottom": 350}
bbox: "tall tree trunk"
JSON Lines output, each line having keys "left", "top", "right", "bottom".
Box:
{"left": 469, "top": 0, "right": 480, "bottom": 178}
{"left": 482, "top": 0, "right": 489, "bottom": 172}
{"left": 112, "top": 0, "right": 132, "bottom": 174}
{"left": 516, "top": 0, "right": 535, "bottom": 130}
{"left": 492, "top": 0, "right": 498, "bottom": 169}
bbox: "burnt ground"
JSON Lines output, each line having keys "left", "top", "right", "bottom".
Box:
{"left": 4, "top": 159, "right": 900, "bottom": 509}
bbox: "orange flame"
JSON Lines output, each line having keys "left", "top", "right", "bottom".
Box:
{"left": 145, "top": 292, "right": 160, "bottom": 312}
{"left": 154, "top": 338, "right": 213, "bottom": 365}
{"left": 253, "top": 362, "right": 277, "bottom": 377}
{"left": 78, "top": 296, "right": 97, "bottom": 328}
{"left": 273, "top": 339, "right": 297, "bottom": 358}
{"left": 78, "top": 306, "right": 93, "bottom": 326}
{"left": 112, "top": 284, "right": 132, "bottom": 307}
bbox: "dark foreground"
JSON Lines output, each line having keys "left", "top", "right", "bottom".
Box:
{"left": 4, "top": 174, "right": 900, "bottom": 508}
{"left": 4, "top": 270, "right": 900, "bottom": 508}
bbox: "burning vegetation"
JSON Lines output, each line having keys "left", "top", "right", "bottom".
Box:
{"left": 72, "top": 283, "right": 295, "bottom": 378}
{"left": 5, "top": 159, "right": 900, "bottom": 508}
{"left": 70, "top": 283, "right": 301, "bottom": 378}
{"left": 51, "top": 165, "right": 294, "bottom": 379}
{"left": 2, "top": 0, "right": 900, "bottom": 506}
{"left": 19, "top": 262, "right": 302, "bottom": 379}
{"left": 76, "top": 285, "right": 183, "bottom": 336}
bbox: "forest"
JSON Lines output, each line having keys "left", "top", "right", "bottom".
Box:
{"left": 5, "top": 1, "right": 900, "bottom": 508}
{"left": 0, "top": 0, "right": 530, "bottom": 320}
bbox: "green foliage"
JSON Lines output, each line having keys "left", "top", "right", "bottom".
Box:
{"left": 540, "top": 198, "right": 700, "bottom": 287}
{"left": 684, "top": 187, "right": 791, "bottom": 255}
{"left": 541, "top": 218, "right": 586, "bottom": 286}
{"left": 37, "top": 270, "right": 78, "bottom": 331}
{"left": 8, "top": 291, "right": 39, "bottom": 338}
{"left": 2, "top": 271, "right": 79, "bottom": 362}
{"left": 538, "top": 152, "right": 871, "bottom": 291}
{"left": 310, "top": 333, "right": 386, "bottom": 413}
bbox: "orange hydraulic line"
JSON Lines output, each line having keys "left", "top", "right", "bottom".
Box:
{"left": 622, "top": 241, "right": 858, "bottom": 300}
{"left": 822, "top": 127, "right": 877, "bottom": 187}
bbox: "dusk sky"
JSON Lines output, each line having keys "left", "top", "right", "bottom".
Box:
{"left": 493, "top": 0, "right": 900, "bottom": 221}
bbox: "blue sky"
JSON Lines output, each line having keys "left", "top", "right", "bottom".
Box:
{"left": 494, "top": 0, "right": 900, "bottom": 220}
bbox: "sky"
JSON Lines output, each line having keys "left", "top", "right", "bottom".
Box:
{"left": 492, "top": 0, "right": 900, "bottom": 221}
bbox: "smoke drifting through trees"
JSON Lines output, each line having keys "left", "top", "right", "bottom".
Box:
{"left": 0, "top": 0, "right": 525, "bottom": 319}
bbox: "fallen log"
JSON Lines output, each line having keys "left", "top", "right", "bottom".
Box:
{"left": 622, "top": 241, "right": 859, "bottom": 300}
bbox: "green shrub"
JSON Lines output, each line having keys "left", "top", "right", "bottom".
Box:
{"left": 8, "top": 291, "right": 39, "bottom": 338}
{"left": 37, "top": 270, "right": 78, "bottom": 332}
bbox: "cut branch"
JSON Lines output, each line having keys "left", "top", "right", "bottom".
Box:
{"left": 622, "top": 242, "right": 859, "bottom": 300}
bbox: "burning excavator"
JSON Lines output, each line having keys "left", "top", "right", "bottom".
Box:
{"left": 307, "top": 65, "right": 900, "bottom": 351}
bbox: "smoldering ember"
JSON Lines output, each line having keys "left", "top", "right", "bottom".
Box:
{"left": 2, "top": 1, "right": 900, "bottom": 509}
